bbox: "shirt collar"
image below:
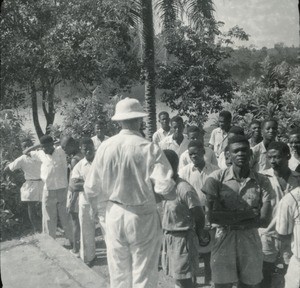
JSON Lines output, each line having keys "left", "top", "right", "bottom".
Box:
{"left": 81, "top": 157, "right": 92, "bottom": 166}
{"left": 224, "top": 165, "right": 256, "bottom": 181}
{"left": 119, "top": 129, "right": 142, "bottom": 137}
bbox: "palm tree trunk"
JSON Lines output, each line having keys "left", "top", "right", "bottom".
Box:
{"left": 140, "top": 0, "right": 156, "bottom": 140}
{"left": 31, "top": 83, "right": 44, "bottom": 139}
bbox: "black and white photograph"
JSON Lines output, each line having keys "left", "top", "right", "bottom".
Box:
{"left": 1, "top": 0, "right": 299, "bottom": 287}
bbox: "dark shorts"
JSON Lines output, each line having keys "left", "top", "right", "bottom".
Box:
{"left": 162, "top": 229, "right": 200, "bottom": 280}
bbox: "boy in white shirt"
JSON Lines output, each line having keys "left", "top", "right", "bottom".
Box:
{"left": 69, "top": 138, "right": 96, "bottom": 265}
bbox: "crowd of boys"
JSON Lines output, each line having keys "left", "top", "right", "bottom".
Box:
{"left": 5, "top": 97, "right": 300, "bottom": 288}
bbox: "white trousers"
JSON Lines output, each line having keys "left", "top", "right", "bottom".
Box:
{"left": 78, "top": 192, "right": 95, "bottom": 262}
{"left": 105, "top": 202, "right": 162, "bottom": 288}
{"left": 42, "top": 188, "right": 72, "bottom": 240}
{"left": 285, "top": 255, "right": 300, "bottom": 288}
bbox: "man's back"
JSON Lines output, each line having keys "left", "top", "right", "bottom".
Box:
{"left": 85, "top": 129, "right": 175, "bottom": 206}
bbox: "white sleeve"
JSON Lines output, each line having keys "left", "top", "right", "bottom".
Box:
{"left": 8, "top": 156, "right": 24, "bottom": 171}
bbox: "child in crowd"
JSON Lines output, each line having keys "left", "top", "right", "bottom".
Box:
{"left": 61, "top": 136, "right": 83, "bottom": 256}
{"left": 69, "top": 138, "right": 96, "bottom": 265}
{"left": 162, "top": 149, "right": 205, "bottom": 288}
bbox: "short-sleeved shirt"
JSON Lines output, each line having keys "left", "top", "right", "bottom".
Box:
{"left": 261, "top": 168, "right": 300, "bottom": 211}
{"left": 289, "top": 153, "right": 300, "bottom": 171}
{"left": 152, "top": 128, "right": 172, "bottom": 145}
{"left": 31, "top": 147, "right": 68, "bottom": 190}
{"left": 276, "top": 187, "right": 300, "bottom": 257}
{"left": 8, "top": 155, "right": 41, "bottom": 180}
{"left": 162, "top": 178, "right": 202, "bottom": 231}
{"left": 208, "top": 127, "right": 228, "bottom": 158}
{"left": 71, "top": 158, "right": 92, "bottom": 205}
{"left": 160, "top": 134, "right": 189, "bottom": 157}
{"left": 179, "top": 162, "right": 219, "bottom": 206}
{"left": 178, "top": 147, "right": 218, "bottom": 170}
{"left": 91, "top": 135, "right": 109, "bottom": 151}
{"left": 201, "top": 166, "right": 274, "bottom": 225}
{"left": 251, "top": 142, "right": 271, "bottom": 172}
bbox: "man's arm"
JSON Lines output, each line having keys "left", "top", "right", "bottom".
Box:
{"left": 23, "top": 144, "right": 41, "bottom": 155}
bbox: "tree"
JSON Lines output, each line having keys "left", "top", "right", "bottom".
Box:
{"left": 156, "top": 22, "right": 235, "bottom": 125}
{"left": 223, "top": 58, "right": 300, "bottom": 140}
{"left": 1, "top": 0, "right": 141, "bottom": 138}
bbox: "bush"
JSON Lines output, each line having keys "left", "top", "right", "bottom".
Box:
{"left": 223, "top": 59, "right": 300, "bottom": 141}
{"left": 0, "top": 110, "right": 33, "bottom": 240}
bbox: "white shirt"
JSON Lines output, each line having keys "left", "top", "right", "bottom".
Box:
{"left": 71, "top": 158, "right": 92, "bottom": 204}
{"left": 289, "top": 153, "right": 300, "bottom": 171}
{"left": 276, "top": 187, "right": 300, "bottom": 258}
{"left": 178, "top": 147, "right": 218, "bottom": 170}
{"left": 9, "top": 155, "right": 41, "bottom": 180}
{"left": 84, "top": 129, "right": 176, "bottom": 208}
{"left": 250, "top": 141, "right": 270, "bottom": 172}
{"left": 91, "top": 135, "right": 109, "bottom": 151}
{"left": 31, "top": 147, "right": 68, "bottom": 190}
{"left": 159, "top": 134, "right": 189, "bottom": 157}
{"left": 152, "top": 128, "right": 172, "bottom": 145}
{"left": 261, "top": 168, "right": 300, "bottom": 210}
{"left": 179, "top": 162, "right": 219, "bottom": 206}
{"left": 208, "top": 127, "right": 228, "bottom": 157}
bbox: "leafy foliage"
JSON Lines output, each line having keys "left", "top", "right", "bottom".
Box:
{"left": 223, "top": 58, "right": 300, "bottom": 140}
{"left": 157, "top": 22, "right": 234, "bottom": 124}
{"left": 0, "top": 111, "right": 33, "bottom": 239}
{"left": 1, "top": 0, "right": 141, "bottom": 137}
{"left": 58, "top": 94, "right": 122, "bottom": 139}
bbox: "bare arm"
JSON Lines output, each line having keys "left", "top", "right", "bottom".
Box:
{"left": 190, "top": 206, "right": 205, "bottom": 236}
{"left": 23, "top": 144, "right": 41, "bottom": 155}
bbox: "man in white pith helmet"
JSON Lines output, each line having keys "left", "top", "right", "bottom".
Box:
{"left": 84, "top": 97, "right": 176, "bottom": 288}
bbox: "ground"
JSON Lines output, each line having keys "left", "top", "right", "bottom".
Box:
{"left": 1, "top": 223, "right": 285, "bottom": 288}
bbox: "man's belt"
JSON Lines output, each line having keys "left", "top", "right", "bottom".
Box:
{"left": 223, "top": 224, "right": 255, "bottom": 231}
{"left": 26, "top": 179, "right": 42, "bottom": 181}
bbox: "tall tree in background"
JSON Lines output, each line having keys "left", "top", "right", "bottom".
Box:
{"left": 1, "top": 0, "right": 140, "bottom": 138}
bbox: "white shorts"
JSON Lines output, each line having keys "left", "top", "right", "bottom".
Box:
{"left": 21, "top": 180, "right": 44, "bottom": 202}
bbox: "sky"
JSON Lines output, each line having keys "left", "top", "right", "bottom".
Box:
{"left": 213, "top": 0, "right": 299, "bottom": 48}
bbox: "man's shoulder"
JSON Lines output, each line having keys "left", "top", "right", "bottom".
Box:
{"left": 252, "top": 141, "right": 265, "bottom": 153}
{"left": 205, "top": 162, "right": 219, "bottom": 173}
{"left": 177, "top": 178, "right": 196, "bottom": 193}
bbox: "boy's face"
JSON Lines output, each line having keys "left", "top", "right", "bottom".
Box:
{"left": 81, "top": 143, "right": 95, "bottom": 162}
{"left": 289, "top": 134, "right": 300, "bottom": 155}
{"left": 250, "top": 123, "right": 261, "bottom": 138}
{"left": 262, "top": 121, "right": 278, "bottom": 141}
{"left": 219, "top": 116, "right": 231, "bottom": 131}
{"left": 229, "top": 142, "right": 251, "bottom": 168}
{"left": 267, "top": 149, "right": 289, "bottom": 171}
{"left": 171, "top": 121, "right": 184, "bottom": 139}
{"left": 188, "top": 146, "right": 205, "bottom": 167}
{"left": 187, "top": 131, "right": 203, "bottom": 142}
{"left": 95, "top": 124, "right": 104, "bottom": 138}
{"left": 42, "top": 142, "right": 54, "bottom": 155}
{"left": 159, "top": 114, "right": 170, "bottom": 130}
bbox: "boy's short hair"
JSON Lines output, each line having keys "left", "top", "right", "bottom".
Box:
{"left": 21, "top": 138, "right": 34, "bottom": 149}
{"left": 158, "top": 111, "right": 169, "bottom": 119}
{"left": 228, "top": 135, "right": 249, "bottom": 147}
{"left": 219, "top": 111, "right": 232, "bottom": 121}
{"left": 228, "top": 126, "right": 244, "bottom": 135}
{"left": 250, "top": 119, "right": 261, "bottom": 126}
{"left": 81, "top": 137, "right": 94, "bottom": 147}
{"left": 261, "top": 118, "right": 278, "bottom": 129}
{"left": 163, "top": 149, "right": 179, "bottom": 173}
{"left": 187, "top": 125, "right": 205, "bottom": 135}
{"left": 171, "top": 115, "right": 184, "bottom": 126}
{"left": 188, "top": 140, "right": 205, "bottom": 151}
{"left": 40, "top": 135, "right": 54, "bottom": 145}
{"left": 267, "top": 141, "right": 290, "bottom": 156}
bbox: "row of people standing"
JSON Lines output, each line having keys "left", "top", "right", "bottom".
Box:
{"left": 152, "top": 109, "right": 300, "bottom": 288}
